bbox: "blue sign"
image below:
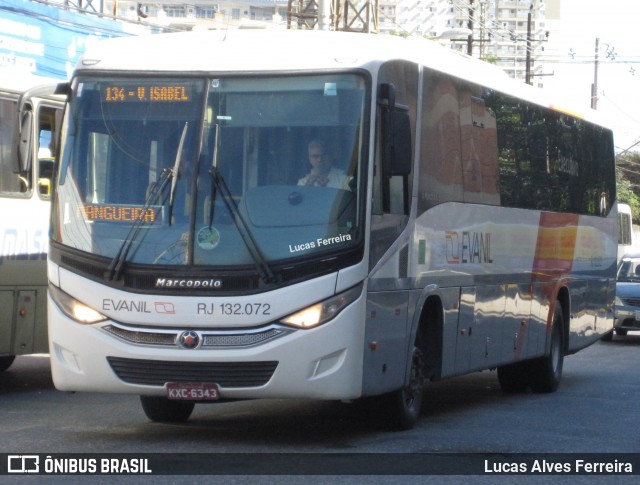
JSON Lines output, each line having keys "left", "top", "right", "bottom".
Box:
{"left": 0, "top": 0, "right": 140, "bottom": 79}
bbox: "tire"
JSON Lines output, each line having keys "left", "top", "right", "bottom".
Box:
{"left": 528, "top": 304, "right": 564, "bottom": 393}
{"left": 140, "top": 396, "right": 195, "bottom": 423}
{"left": 382, "top": 330, "right": 426, "bottom": 431}
{"left": 0, "top": 356, "right": 15, "bottom": 372}
{"left": 497, "top": 361, "right": 529, "bottom": 393}
{"left": 600, "top": 330, "right": 613, "bottom": 342}
{"left": 497, "top": 303, "right": 565, "bottom": 393}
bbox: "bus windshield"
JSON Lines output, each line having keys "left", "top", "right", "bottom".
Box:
{"left": 53, "top": 74, "right": 367, "bottom": 274}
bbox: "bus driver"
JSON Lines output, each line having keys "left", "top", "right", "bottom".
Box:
{"left": 297, "top": 139, "right": 352, "bottom": 190}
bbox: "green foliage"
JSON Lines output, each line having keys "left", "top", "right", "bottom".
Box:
{"left": 616, "top": 156, "right": 640, "bottom": 224}
{"left": 616, "top": 151, "right": 640, "bottom": 223}
{"left": 484, "top": 54, "right": 499, "bottom": 64}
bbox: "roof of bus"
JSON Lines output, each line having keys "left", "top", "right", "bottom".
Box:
{"left": 79, "top": 29, "right": 503, "bottom": 79}
{"left": 0, "top": 72, "right": 61, "bottom": 95}
{"left": 77, "top": 29, "right": 610, "bottom": 129}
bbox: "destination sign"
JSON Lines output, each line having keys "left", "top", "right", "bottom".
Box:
{"left": 103, "top": 85, "right": 191, "bottom": 103}
{"left": 79, "top": 204, "right": 162, "bottom": 223}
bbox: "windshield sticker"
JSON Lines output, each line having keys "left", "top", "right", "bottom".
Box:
{"left": 197, "top": 226, "right": 221, "bottom": 250}
{"left": 289, "top": 233, "right": 352, "bottom": 253}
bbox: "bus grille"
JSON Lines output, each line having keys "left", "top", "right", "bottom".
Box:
{"left": 102, "top": 324, "right": 290, "bottom": 348}
{"left": 623, "top": 297, "right": 640, "bottom": 308}
{"left": 107, "top": 357, "right": 278, "bottom": 387}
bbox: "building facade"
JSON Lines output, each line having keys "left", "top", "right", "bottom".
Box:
{"left": 103, "top": 0, "right": 556, "bottom": 86}
{"left": 105, "top": 0, "right": 289, "bottom": 30}
{"left": 450, "top": 0, "right": 551, "bottom": 85}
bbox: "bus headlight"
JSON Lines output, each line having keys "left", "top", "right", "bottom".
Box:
{"left": 280, "top": 284, "right": 362, "bottom": 329}
{"left": 49, "top": 284, "right": 108, "bottom": 324}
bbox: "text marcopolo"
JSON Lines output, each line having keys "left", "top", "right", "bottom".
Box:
{"left": 155, "top": 278, "right": 222, "bottom": 289}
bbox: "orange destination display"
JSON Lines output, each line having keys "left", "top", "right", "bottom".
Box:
{"left": 103, "top": 85, "right": 191, "bottom": 103}
{"left": 79, "top": 204, "right": 161, "bottom": 223}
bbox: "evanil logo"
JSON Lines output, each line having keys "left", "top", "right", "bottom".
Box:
{"left": 443, "top": 231, "right": 493, "bottom": 264}
{"left": 417, "top": 231, "right": 494, "bottom": 265}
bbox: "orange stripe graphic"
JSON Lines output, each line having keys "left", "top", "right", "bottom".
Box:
{"left": 515, "top": 212, "right": 579, "bottom": 359}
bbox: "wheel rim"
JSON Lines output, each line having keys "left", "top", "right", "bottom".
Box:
{"left": 404, "top": 345, "right": 425, "bottom": 408}
{"left": 550, "top": 320, "right": 562, "bottom": 377}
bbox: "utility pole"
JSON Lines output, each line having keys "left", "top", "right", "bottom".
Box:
{"left": 478, "top": 0, "right": 486, "bottom": 60}
{"left": 467, "top": 0, "right": 474, "bottom": 56}
{"left": 287, "top": 0, "right": 378, "bottom": 33}
{"left": 525, "top": 5, "right": 532, "bottom": 85}
{"left": 318, "top": 0, "right": 331, "bottom": 30}
{"left": 591, "top": 37, "right": 600, "bottom": 110}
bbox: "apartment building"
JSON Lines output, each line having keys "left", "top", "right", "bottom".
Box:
{"left": 451, "top": 0, "right": 553, "bottom": 85}
{"left": 104, "top": 0, "right": 557, "bottom": 85}
{"left": 106, "top": 0, "right": 289, "bottom": 30}
{"left": 381, "top": 0, "right": 452, "bottom": 37}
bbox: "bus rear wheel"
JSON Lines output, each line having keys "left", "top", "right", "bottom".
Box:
{"left": 528, "top": 305, "right": 564, "bottom": 393}
{"left": 497, "top": 304, "right": 564, "bottom": 393}
{"left": 497, "top": 361, "right": 529, "bottom": 393}
{"left": 140, "top": 396, "right": 195, "bottom": 423}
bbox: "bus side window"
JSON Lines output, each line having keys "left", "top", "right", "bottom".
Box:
{"left": 370, "top": 61, "right": 418, "bottom": 271}
{"left": 0, "top": 97, "right": 22, "bottom": 193}
{"left": 38, "top": 159, "right": 53, "bottom": 196}
{"left": 374, "top": 82, "right": 415, "bottom": 218}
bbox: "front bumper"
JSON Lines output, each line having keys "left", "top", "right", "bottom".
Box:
{"left": 613, "top": 304, "right": 640, "bottom": 332}
{"left": 48, "top": 294, "right": 366, "bottom": 401}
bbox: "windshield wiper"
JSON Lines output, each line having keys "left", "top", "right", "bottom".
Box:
{"left": 105, "top": 122, "right": 188, "bottom": 282}
{"left": 209, "top": 124, "right": 276, "bottom": 284}
{"left": 168, "top": 122, "right": 188, "bottom": 225}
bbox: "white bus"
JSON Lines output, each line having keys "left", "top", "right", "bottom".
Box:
{"left": 0, "top": 74, "right": 64, "bottom": 371}
{"left": 48, "top": 30, "right": 617, "bottom": 429}
{"left": 617, "top": 203, "right": 635, "bottom": 260}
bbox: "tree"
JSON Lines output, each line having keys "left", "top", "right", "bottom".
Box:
{"left": 484, "top": 54, "right": 499, "bottom": 64}
{"left": 616, "top": 151, "right": 640, "bottom": 224}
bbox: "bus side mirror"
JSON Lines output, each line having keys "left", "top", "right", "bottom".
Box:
{"left": 384, "top": 110, "right": 412, "bottom": 176}
{"left": 379, "top": 83, "right": 412, "bottom": 176}
{"left": 54, "top": 82, "right": 70, "bottom": 97}
{"left": 17, "top": 110, "right": 33, "bottom": 175}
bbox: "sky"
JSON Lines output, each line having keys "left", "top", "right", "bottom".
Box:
{"left": 542, "top": 0, "right": 640, "bottom": 152}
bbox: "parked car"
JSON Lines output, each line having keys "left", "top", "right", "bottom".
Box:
{"left": 607, "top": 252, "right": 640, "bottom": 340}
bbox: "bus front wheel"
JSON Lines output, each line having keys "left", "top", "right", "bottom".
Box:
{"left": 0, "top": 356, "right": 15, "bottom": 372}
{"left": 382, "top": 329, "right": 426, "bottom": 430}
{"left": 140, "top": 396, "right": 195, "bottom": 423}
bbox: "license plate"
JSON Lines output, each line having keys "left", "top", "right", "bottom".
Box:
{"left": 166, "top": 382, "right": 220, "bottom": 401}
